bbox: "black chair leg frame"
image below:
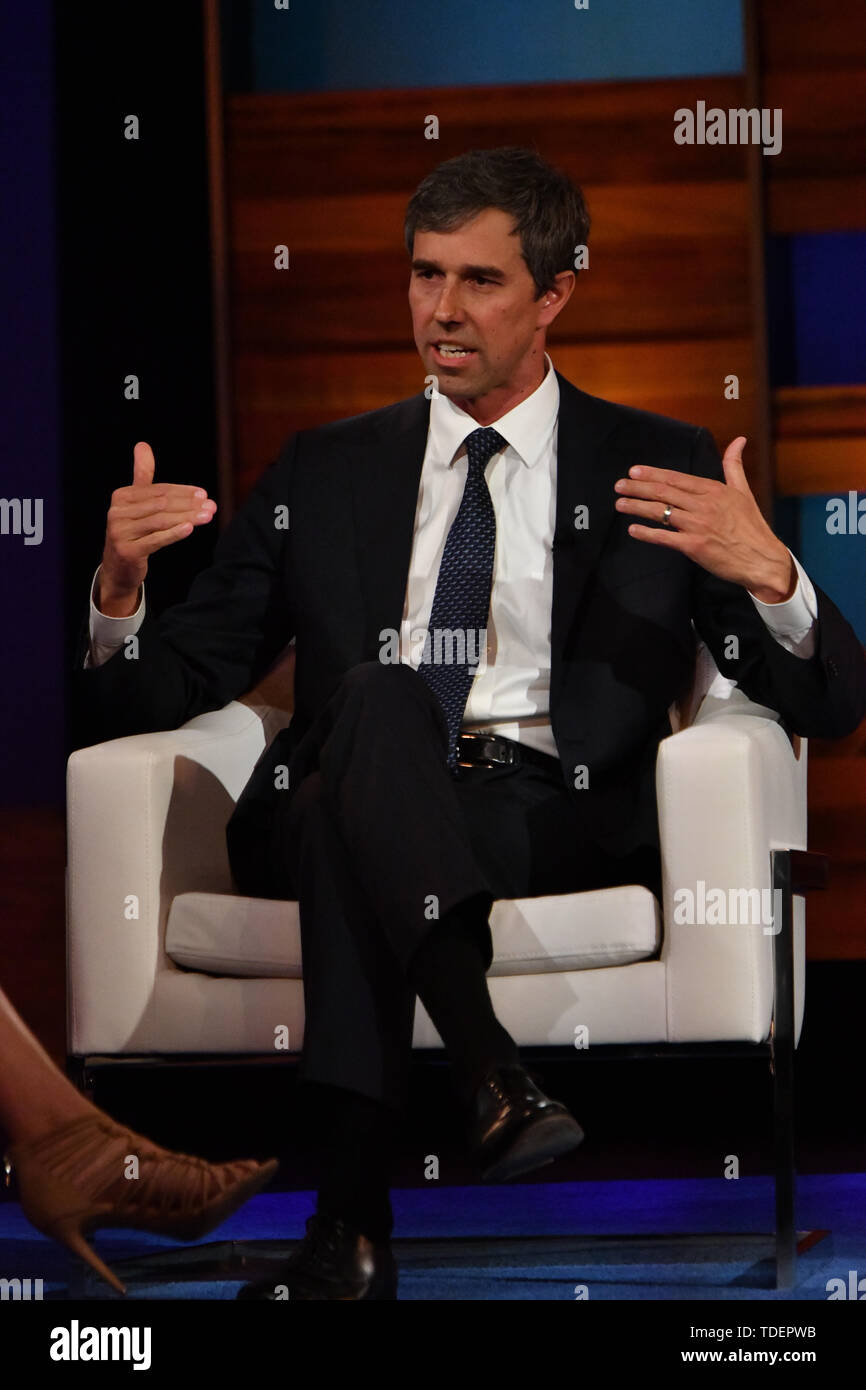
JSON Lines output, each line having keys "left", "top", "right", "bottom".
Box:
{"left": 771, "top": 848, "right": 828, "bottom": 1290}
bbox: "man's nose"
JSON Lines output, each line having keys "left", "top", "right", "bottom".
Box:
{"left": 434, "top": 282, "right": 463, "bottom": 321}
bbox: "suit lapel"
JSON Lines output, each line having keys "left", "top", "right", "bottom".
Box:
{"left": 348, "top": 374, "right": 623, "bottom": 674}
{"left": 348, "top": 392, "right": 431, "bottom": 650}
{"left": 551, "top": 374, "right": 623, "bottom": 693}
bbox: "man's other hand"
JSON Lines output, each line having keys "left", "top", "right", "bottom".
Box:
{"left": 613, "top": 436, "right": 796, "bottom": 603}
{"left": 97, "top": 441, "right": 218, "bottom": 615}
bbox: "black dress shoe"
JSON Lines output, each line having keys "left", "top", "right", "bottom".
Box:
{"left": 468, "top": 1063, "right": 585, "bottom": 1182}
{"left": 236, "top": 1213, "right": 398, "bottom": 1300}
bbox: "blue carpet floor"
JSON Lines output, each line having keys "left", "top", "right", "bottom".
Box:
{"left": 2, "top": 1173, "right": 864, "bottom": 1300}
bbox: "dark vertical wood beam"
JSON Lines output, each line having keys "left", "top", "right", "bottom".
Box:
{"left": 743, "top": 0, "right": 774, "bottom": 517}
{"left": 203, "top": 0, "right": 235, "bottom": 526}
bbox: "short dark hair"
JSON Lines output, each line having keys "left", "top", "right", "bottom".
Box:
{"left": 404, "top": 146, "right": 590, "bottom": 299}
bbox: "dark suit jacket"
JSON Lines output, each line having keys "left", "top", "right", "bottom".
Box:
{"left": 72, "top": 372, "right": 866, "bottom": 856}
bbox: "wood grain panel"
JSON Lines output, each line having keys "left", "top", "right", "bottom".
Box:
{"left": 760, "top": 0, "right": 866, "bottom": 235}
{"left": 229, "top": 176, "right": 751, "bottom": 349}
{"left": 768, "top": 175, "right": 866, "bottom": 235}
{"left": 774, "top": 386, "right": 866, "bottom": 494}
{"left": 231, "top": 181, "right": 750, "bottom": 253}
{"left": 226, "top": 78, "right": 750, "bottom": 197}
{"left": 229, "top": 240, "right": 751, "bottom": 350}
{"left": 756, "top": 0, "right": 866, "bottom": 230}
{"left": 761, "top": 0, "right": 866, "bottom": 72}
{"left": 776, "top": 438, "right": 866, "bottom": 495}
{"left": 776, "top": 381, "right": 866, "bottom": 438}
{"left": 762, "top": 73, "right": 866, "bottom": 179}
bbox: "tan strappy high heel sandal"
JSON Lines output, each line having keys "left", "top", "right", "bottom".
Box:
{"left": 4, "top": 1114, "right": 279, "bottom": 1294}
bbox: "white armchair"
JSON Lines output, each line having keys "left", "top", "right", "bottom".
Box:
{"left": 66, "top": 642, "right": 818, "bottom": 1286}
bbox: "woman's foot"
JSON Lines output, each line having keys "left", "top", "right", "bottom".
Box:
{"left": 5, "top": 1112, "right": 278, "bottom": 1293}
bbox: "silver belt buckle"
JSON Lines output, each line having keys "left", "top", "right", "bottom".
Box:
{"left": 459, "top": 734, "right": 516, "bottom": 768}
{"left": 467, "top": 733, "right": 514, "bottom": 767}
{"left": 481, "top": 736, "right": 516, "bottom": 766}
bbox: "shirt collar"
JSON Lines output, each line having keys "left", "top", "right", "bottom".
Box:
{"left": 428, "top": 352, "right": 559, "bottom": 470}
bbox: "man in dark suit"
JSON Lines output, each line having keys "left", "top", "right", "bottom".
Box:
{"left": 75, "top": 148, "right": 866, "bottom": 1301}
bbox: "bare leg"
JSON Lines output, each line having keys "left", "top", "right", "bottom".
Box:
{"left": 0, "top": 983, "right": 92, "bottom": 1145}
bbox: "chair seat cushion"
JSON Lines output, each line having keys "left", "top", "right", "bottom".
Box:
{"left": 165, "top": 885, "right": 661, "bottom": 979}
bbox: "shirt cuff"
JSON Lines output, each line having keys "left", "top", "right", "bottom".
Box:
{"left": 86, "top": 565, "right": 145, "bottom": 668}
{"left": 748, "top": 550, "right": 818, "bottom": 659}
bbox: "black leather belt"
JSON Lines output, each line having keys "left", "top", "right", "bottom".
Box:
{"left": 457, "top": 732, "right": 560, "bottom": 773}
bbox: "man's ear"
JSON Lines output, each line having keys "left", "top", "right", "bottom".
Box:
{"left": 538, "top": 270, "right": 575, "bottom": 327}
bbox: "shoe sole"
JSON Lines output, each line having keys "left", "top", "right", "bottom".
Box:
{"left": 481, "top": 1112, "right": 584, "bottom": 1183}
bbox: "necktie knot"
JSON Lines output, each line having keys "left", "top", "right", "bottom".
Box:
{"left": 463, "top": 427, "right": 508, "bottom": 474}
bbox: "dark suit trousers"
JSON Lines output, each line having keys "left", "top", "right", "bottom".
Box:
{"left": 227, "top": 661, "right": 661, "bottom": 1110}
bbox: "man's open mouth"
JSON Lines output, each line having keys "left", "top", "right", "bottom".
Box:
{"left": 433, "top": 343, "right": 477, "bottom": 360}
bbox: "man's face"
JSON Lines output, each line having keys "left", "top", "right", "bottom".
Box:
{"left": 408, "top": 207, "right": 572, "bottom": 422}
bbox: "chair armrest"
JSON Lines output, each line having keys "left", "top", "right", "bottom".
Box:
{"left": 66, "top": 700, "right": 290, "bottom": 1053}
{"left": 657, "top": 700, "right": 807, "bottom": 1044}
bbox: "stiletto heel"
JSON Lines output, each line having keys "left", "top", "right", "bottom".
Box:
{"left": 6, "top": 1115, "right": 278, "bottom": 1294}
{"left": 50, "top": 1214, "right": 127, "bottom": 1296}
{"left": 9, "top": 1148, "right": 128, "bottom": 1293}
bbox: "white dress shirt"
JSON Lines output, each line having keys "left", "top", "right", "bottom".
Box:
{"left": 88, "top": 352, "right": 819, "bottom": 756}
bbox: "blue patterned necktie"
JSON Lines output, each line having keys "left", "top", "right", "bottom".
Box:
{"left": 417, "top": 426, "right": 508, "bottom": 769}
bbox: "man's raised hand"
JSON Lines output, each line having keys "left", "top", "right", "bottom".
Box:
{"left": 97, "top": 442, "right": 217, "bottom": 616}
{"left": 613, "top": 436, "right": 796, "bottom": 604}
